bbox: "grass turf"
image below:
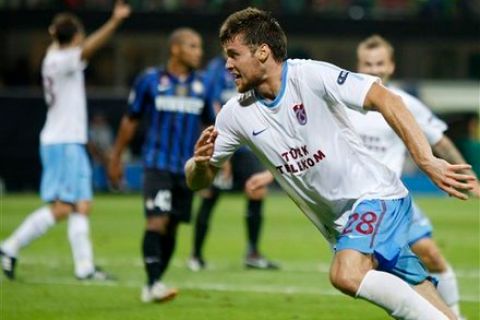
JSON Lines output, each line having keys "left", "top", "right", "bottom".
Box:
{"left": 1, "top": 193, "right": 479, "bottom": 319}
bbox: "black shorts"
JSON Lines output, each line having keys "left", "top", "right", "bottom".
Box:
{"left": 231, "top": 148, "right": 265, "bottom": 190}
{"left": 143, "top": 169, "right": 193, "bottom": 223}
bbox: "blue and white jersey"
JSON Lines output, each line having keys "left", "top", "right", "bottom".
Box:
{"left": 128, "top": 67, "right": 214, "bottom": 174}
{"left": 210, "top": 59, "right": 407, "bottom": 244}
{"left": 345, "top": 86, "right": 447, "bottom": 177}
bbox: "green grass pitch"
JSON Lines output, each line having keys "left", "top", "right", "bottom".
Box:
{"left": 1, "top": 193, "right": 479, "bottom": 319}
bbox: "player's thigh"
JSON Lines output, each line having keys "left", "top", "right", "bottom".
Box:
{"left": 336, "top": 196, "right": 429, "bottom": 285}
{"left": 40, "top": 144, "right": 92, "bottom": 204}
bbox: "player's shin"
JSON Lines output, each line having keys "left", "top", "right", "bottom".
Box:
{"left": 68, "top": 213, "right": 95, "bottom": 278}
{"left": 356, "top": 270, "right": 449, "bottom": 320}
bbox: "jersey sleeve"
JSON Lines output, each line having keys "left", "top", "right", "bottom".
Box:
{"left": 53, "top": 47, "right": 87, "bottom": 74}
{"left": 396, "top": 90, "right": 447, "bottom": 145}
{"left": 209, "top": 104, "right": 243, "bottom": 168}
{"left": 303, "top": 61, "right": 379, "bottom": 112}
{"left": 127, "top": 70, "right": 154, "bottom": 118}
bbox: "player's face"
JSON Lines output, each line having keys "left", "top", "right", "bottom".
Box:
{"left": 357, "top": 47, "right": 395, "bottom": 82}
{"left": 177, "top": 34, "right": 203, "bottom": 69}
{"left": 223, "top": 35, "right": 264, "bottom": 93}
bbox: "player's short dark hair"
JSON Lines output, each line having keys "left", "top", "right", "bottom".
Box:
{"left": 357, "top": 34, "right": 395, "bottom": 62}
{"left": 219, "top": 7, "right": 287, "bottom": 63}
{"left": 49, "top": 13, "right": 84, "bottom": 45}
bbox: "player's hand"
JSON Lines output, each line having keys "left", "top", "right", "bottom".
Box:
{"left": 424, "top": 158, "right": 476, "bottom": 200}
{"left": 245, "top": 170, "right": 274, "bottom": 200}
{"left": 112, "top": 0, "right": 131, "bottom": 21}
{"left": 107, "top": 155, "right": 124, "bottom": 188}
{"left": 193, "top": 126, "right": 217, "bottom": 168}
{"left": 467, "top": 179, "right": 480, "bottom": 198}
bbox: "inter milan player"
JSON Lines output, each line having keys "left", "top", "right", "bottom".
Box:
{"left": 108, "top": 28, "right": 214, "bottom": 303}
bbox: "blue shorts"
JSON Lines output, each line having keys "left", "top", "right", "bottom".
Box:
{"left": 335, "top": 196, "right": 429, "bottom": 285}
{"left": 40, "top": 144, "right": 92, "bottom": 204}
{"left": 407, "top": 201, "right": 433, "bottom": 246}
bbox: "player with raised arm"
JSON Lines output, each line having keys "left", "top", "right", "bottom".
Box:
{"left": 108, "top": 28, "right": 214, "bottom": 303}
{"left": 185, "top": 8, "right": 475, "bottom": 319}
{"left": 345, "top": 34, "right": 479, "bottom": 319}
{"left": 0, "top": 1, "right": 130, "bottom": 281}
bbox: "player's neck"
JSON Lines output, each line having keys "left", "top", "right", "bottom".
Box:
{"left": 255, "top": 61, "right": 284, "bottom": 101}
{"left": 167, "top": 59, "right": 192, "bottom": 78}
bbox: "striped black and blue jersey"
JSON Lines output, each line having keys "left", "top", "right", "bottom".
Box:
{"left": 204, "top": 56, "right": 237, "bottom": 106}
{"left": 127, "top": 67, "right": 214, "bottom": 174}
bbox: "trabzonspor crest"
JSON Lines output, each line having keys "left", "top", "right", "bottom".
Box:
{"left": 293, "top": 104, "right": 307, "bottom": 125}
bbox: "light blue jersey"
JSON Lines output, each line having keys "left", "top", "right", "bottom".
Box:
{"left": 40, "top": 144, "right": 92, "bottom": 203}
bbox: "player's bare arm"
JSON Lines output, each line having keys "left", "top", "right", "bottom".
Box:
{"left": 364, "top": 82, "right": 475, "bottom": 200}
{"left": 185, "top": 126, "right": 219, "bottom": 191}
{"left": 81, "top": 0, "right": 131, "bottom": 61}
{"left": 432, "top": 136, "right": 480, "bottom": 197}
{"left": 108, "top": 115, "right": 139, "bottom": 187}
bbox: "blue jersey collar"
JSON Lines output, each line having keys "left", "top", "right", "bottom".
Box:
{"left": 256, "top": 61, "right": 288, "bottom": 108}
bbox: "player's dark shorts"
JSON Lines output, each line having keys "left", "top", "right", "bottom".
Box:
{"left": 143, "top": 169, "right": 193, "bottom": 223}
{"left": 231, "top": 148, "right": 265, "bottom": 190}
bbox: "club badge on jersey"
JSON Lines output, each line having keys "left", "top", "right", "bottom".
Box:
{"left": 293, "top": 103, "right": 307, "bottom": 125}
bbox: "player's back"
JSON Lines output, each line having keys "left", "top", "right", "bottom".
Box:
{"left": 40, "top": 46, "right": 87, "bottom": 145}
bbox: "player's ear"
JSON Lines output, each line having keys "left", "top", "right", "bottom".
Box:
{"left": 256, "top": 44, "right": 269, "bottom": 63}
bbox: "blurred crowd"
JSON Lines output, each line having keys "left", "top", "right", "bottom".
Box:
{"left": 1, "top": 0, "right": 479, "bottom": 19}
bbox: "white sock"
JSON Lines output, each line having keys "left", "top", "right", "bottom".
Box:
{"left": 356, "top": 270, "right": 449, "bottom": 320}
{"left": 1, "top": 206, "right": 55, "bottom": 257}
{"left": 432, "top": 266, "right": 462, "bottom": 317}
{"left": 68, "top": 213, "right": 94, "bottom": 278}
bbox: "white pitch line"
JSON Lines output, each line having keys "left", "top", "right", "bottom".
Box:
{"left": 16, "top": 257, "right": 480, "bottom": 279}
{"left": 5, "top": 277, "right": 480, "bottom": 303}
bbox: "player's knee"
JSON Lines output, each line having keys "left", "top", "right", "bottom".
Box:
{"left": 245, "top": 186, "right": 267, "bottom": 200}
{"left": 146, "top": 215, "right": 169, "bottom": 234}
{"left": 421, "top": 248, "right": 447, "bottom": 273}
{"left": 329, "top": 268, "right": 361, "bottom": 296}
{"left": 75, "top": 201, "right": 91, "bottom": 215}
{"left": 413, "top": 241, "right": 447, "bottom": 273}
{"left": 50, "top": 201, "right": 74, "bottom": 220}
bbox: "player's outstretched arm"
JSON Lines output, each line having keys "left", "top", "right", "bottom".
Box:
{"left": 81, "top": 0, "right": 131, "bottom": 61}
{"left": 108, "top": 115, "right": 139, "bottom": 188}
{"left": 364, "top": 82, "right": 475, "bottom": 200}
{"left": 185, "top": 126, "right": 219, "bottom": 191}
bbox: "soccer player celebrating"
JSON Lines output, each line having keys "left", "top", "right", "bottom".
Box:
{"left": 108, "top": 28, "right": 214, "bottom": 303}
{"left": 0, "top": 1, "right": 130, "bottom": 281}
{"left": 185, "top": 7, "right": 475, "bottom": 319}
{"left": 188, "top": 54, "right": 278, "bottom": 272}
{"left": 345, "top": 34, "right": 479, "bottom": 319}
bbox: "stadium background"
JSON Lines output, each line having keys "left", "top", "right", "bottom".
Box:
{"left": 0, "top": 0, "right": 478, "bottom": 192}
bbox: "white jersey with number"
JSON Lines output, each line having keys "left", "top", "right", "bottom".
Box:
{"left": 40, "top": 46, "right": 88, "bottom": 144}
{"left": 345, "top": 86, "right": 447, "bottom": 177}
{"left": 210, "top": 59, "right": 408, "bottom": 244}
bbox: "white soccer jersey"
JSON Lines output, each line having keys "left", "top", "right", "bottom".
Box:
{"left": 210, "top": 59, "right": 408, "bottom": 244}
{"left": 345, "top": 86, "right": 447, "bottom": 177}
{"left": 40, "top": 46, "right": 88, "bottom": 144}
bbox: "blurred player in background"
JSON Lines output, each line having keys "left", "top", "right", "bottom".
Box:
{"left": 345, "top": 34, "right": 479, "bottom": 319}
{"left": 186, "top": 7, "right": 475, "bottom": 319}
{"left": 108, "top": 28, "right": 214, "bottom": 303}
{"left": 188, "top": 55, "right": 278, "bottom": 272}
{"left": 0, "top": 1, "right": 130, "bottom": 281}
